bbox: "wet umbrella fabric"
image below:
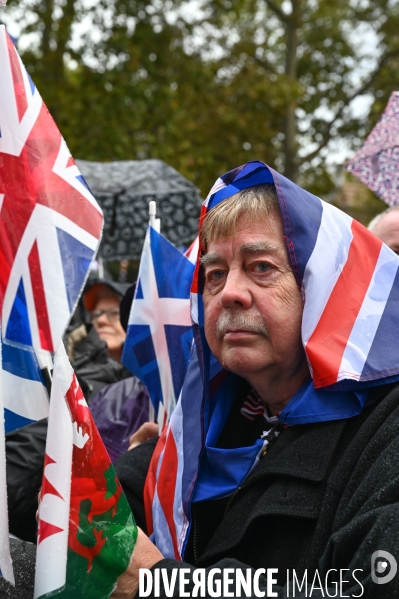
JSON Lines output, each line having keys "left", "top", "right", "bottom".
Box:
{"left": 76, "top": 159, "right": 202, "bottom": 260}
{"left": 346, "top": 91, "right": 399, "bottom": 206}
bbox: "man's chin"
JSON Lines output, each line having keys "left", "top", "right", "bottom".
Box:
{"left": 219, "top": 350, "right": 270, "bottom": 378}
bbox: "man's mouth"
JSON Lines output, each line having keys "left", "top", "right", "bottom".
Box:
{"left": 223, "top": 329, "right": 260, "bottom": 339}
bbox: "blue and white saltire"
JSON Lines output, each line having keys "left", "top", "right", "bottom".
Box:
{"left": 122, "top": 226, "right": 195, "bottom": 428}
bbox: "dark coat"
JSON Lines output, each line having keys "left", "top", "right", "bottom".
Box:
{"left": 114, "top": 383, "right": 399, "bottom": 598}
{"left": 6, "top": 419, "right": 47, "bottom": 543}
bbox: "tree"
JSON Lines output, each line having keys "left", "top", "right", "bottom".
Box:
{"left": 195, "top": 0, "right": 399, "bottom": 193}
{"left": 3, "top": 0, "right": 399, "bottom": 198}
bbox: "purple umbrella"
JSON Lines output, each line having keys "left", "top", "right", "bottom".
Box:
{"left": 346, "top": 91, "right": 399, "bottom": 206}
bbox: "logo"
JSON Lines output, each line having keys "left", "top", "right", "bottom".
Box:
{"left": 371, "top": 551, "right": 397, "bottom": 584}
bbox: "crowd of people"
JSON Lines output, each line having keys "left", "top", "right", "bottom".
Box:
{"left": 4, "top": 163, "right": 399, "bottom": 599}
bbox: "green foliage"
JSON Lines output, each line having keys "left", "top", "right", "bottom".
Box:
{"left": 2, "top": 0, "right": 399, "bottom": 200}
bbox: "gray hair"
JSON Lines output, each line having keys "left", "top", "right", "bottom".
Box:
{"left": 200, "top": 184, "right": 279, "bottom": 250}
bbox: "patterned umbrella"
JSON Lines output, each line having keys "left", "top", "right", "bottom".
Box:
{"left": 76, "top": 159, "right": 202, "bottom": 260}
{"left": 346, "top": 91, "right": 399, "bottom": 206}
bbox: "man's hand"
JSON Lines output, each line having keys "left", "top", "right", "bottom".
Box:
{"left": 128, "top": 422, "right": 158, "bottom": 450}
{"left": 111, "top": 528, "right": 163, "bottom": 599}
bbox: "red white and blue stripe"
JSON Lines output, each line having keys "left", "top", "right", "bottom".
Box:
{"left": 144, "top": 161, "right": 399, "bottom": 562}
{"left": 122, "top": 225, "right": 195, "bottom": 428}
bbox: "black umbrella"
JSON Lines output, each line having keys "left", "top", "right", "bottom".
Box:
{"left": 76, "top": 159, "right": 203, "bottom": 260}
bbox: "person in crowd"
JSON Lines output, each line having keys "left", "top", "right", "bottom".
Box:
{"left": 88, "top": 282, "right": 151, "bottom": 461}
{"left": 111, "top": 162, "right": 399, "bottom": 598}
{"left": 67, "top": 279, "right": 132, "bottom": 402}
{"left": 368, "top": 204, "right": 399, "bottom": 253}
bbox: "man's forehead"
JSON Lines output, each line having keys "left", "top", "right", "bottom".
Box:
{"left": 202, "top": 240, "right": 283, "bottom": 261}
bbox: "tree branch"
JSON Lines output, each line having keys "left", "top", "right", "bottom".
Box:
{"left": 298, "top": 48, "right": 399, "bottom": 165}
{"left": 264, "top": 0, "right": 289, "bottom": 24}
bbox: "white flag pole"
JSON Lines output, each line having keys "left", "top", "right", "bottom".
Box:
{"left": 0, "top": 333, "right": 14, "bottom": 585}
{"left": 148, "top": 201, "right": 160, "bottom": 424}
{"left": 149, "top": 200, "right": 161, "bottom": 233}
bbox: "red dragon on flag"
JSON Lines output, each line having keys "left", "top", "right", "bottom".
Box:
{"left": 35, "top": 344, "right": 137, "bottom": 599}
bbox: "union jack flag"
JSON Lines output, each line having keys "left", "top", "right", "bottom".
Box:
{"left": 145, "top": 160, "right": 399, "bottom": 561}
{"left": 0, "top": 26, "right": 103, "bottom": 354}
{"left": 0, "top": 25, "right": 103, "bottom": 584}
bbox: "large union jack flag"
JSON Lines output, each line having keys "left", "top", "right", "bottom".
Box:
{"left": 0, "top": 26, "right": 103, "bottom": 354}
{"left": 145, "top": 160, "right": 399, "bottom": 562}
{"left": 0, "top": 25, "right": 103, "bottom": 584}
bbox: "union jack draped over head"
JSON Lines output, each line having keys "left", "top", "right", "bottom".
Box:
{"left": 0, "top": 25, "right": 103, "bottom": 583}
{"left": 144, "top": 160, "right": 399, "bottom": 560}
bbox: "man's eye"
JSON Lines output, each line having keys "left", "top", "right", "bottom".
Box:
{"left": 253, "top": 262, "right": 271, "bottom": 273}
{"left": 207, "top": 270, "right": 225, "bottom": 282}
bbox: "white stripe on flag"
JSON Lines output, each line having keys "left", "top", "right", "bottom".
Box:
{"left": 204, "top": 178, "right": 226, "bottom": 204}
{"left": 171, "top": 400, "right": 185, "bottom": 553}
{"left": 0, "top": 337, "right": 14, "bottom": 584}
{"left": 338, "top": 246, "right": 399, "bottom": 381}
{"left": 190, "top": 292, "right": 199, "bottom": 325}
{"left": 52, "top": 138, "right": 102, "bottom": 212}
{"left": 185, "top": 237, "right": 199, "bottom": 265}
{"left": 302, "top": 201, "right": 353, "bottom": 345}
{"left": 129, "top": 228, "right": 191, "bottom": 425}
{"left": 152, "top": 490, "right": 175, "bottom": 559}
{"left": 34, "top": 345, "right": 73, "bottom": 599}
{"left": 3, "top": 370, "right": 49, "bottom": 421}
{"left": 0, "top": 26, "right": 42, "bottom": 157}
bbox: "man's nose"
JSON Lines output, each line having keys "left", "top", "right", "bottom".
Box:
{"left": 219, "top": 269, "right": 252, "bottom": 309}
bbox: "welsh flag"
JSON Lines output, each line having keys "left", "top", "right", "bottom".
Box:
{"left": 34, "top": 344, "right": 136, "bottom": 598}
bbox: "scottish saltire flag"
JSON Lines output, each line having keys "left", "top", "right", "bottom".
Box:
{"left": 122, "top": 225, "right": 195, "bottom": 428}
{"left": 145, "top": 160, "right": 399, "bottom": 561}
{"left": 35, "top": 344, "right": 136, "bottom": 599}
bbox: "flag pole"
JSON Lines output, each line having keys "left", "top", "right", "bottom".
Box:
{"left": 148, "top": 201, "right": 160, "bottom": 424}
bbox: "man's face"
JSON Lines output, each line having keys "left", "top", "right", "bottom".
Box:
{"left": 373, "top": 211, "right": 399, "bottom": 254}
{"left": 202, "top": 212, "right": 308, "bottom": 389}
{"left": 91, "top": 295, "right": 126, "bottom": 357}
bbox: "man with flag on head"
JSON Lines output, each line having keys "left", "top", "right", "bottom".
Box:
{"left": 112, "top": 161, "right": 399, "bottom": 599}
